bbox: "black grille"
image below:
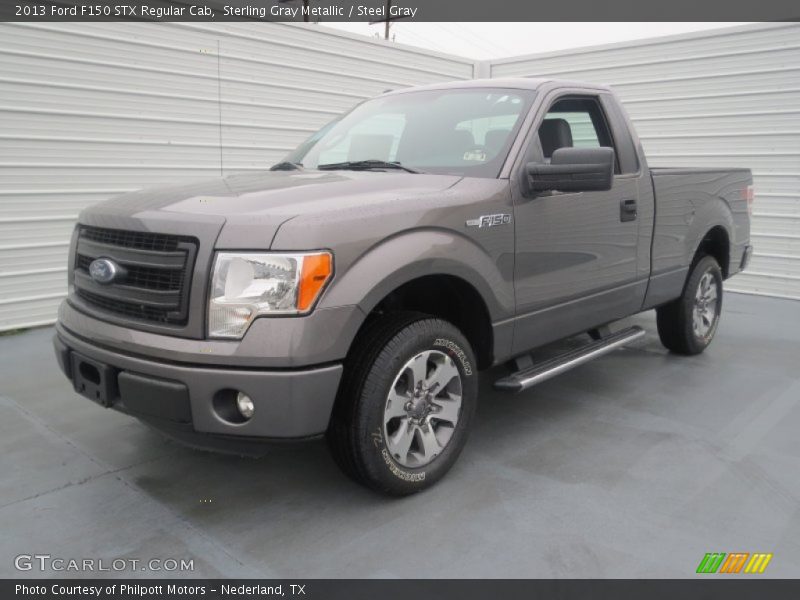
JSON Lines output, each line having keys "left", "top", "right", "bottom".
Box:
{"left": 76, "top": 289, "right": 180, "bottom": 324}
{"left": 76, "top": 254, "right": 185, "bottom": 291}
{"left": 79, "top": 226, "right": 180, "bottom": 252}
{"left": 73, "top": 226, "right": 197, "bottom": 326}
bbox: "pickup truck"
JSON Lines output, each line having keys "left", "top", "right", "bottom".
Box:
{"left": 53, "top": 78, "right": 753, "bottom": 495}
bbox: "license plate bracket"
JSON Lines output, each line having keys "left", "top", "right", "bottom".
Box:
{"left": 70, "top": 352, "right": 118, "bottom": 407}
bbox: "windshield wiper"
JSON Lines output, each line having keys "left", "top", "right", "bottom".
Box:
{"left": 270, "top": 161, "right": 303, "bottom": 171}
{"left": 317, "top": 160, "right": 422, "bottom": 174}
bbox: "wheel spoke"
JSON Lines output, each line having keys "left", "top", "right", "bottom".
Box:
{"left": 693, "top": 310, "right": 703, "bottom": 333}
{"left": 706, "top": 286, "right": 717, "bottom": 302}
{"left": 384, "top": 389, "right": 409, "bottom": 422}
{"left": 701, "top": 273, "right": 712, "bottom": 295}
{"left": 416, "top": 424, "right": 442, "bottom": 462}
{"left": 432, "top": 394, "right": 461, "bottom": 424}
{"left": 408, "top": 352, "right": 430, "bottom": 389}
{"left": 388, "top": 418, "right": 415, "bottom": 460}
{"left": 426, "top": 358, "right": 459, "bottom": 392}
{"left": 694, "top": 307, "right": 713, "bottom": 335}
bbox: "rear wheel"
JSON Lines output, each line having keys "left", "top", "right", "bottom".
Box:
{"left": 327, "top": 312, "right": 477, "bottom": 496}
{"left": 656, "top": 255, "right": 723, "bottom": 355}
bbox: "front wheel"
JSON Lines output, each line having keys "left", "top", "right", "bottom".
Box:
{"left": 327, "top": 313, "right": 477, "bottom": 496}
{"left": 656, "top": 255, "right": 723, "bottom": 355}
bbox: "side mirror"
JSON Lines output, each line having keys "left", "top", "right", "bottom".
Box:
{"left": 526, "top": 147, "right": 615, "bottom": 193}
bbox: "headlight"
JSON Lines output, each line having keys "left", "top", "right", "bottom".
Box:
{"left": 208, "top": 251, "right": 333, "bottom": 339}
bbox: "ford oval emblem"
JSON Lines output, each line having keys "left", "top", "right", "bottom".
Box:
{"left": 89, "top": 258, "right": 119, "bottom": 285}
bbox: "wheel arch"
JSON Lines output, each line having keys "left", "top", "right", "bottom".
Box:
{"left": 694, "top": 225, "right": 731, "bottom": 278}
{"left": 319, "top": 230, "right": 514, "bottom": 370}
{"left": 360, "top": 273, "right": 495, "bottom": 370}
{"left": 684, "top": 196, "right": 735, "bottom": 280}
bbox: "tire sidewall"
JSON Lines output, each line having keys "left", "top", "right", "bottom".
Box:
{"left": 357, "top": 320, "right": 477, "bottom": 494}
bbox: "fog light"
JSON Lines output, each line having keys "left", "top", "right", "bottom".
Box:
{"left": 236, "top": 392, "right": 255, "bottom": 419}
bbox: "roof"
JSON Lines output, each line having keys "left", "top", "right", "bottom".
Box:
{"left": 381, "top": 77, "right": 613, "bottom": 96}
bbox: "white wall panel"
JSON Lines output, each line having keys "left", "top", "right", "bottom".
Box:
{"left": 0, "top": 21, "right": 797, "bottom": 331}
{"left": 0, "top": 21, "right": 473, "bottom": 330}
{"left": 490, "top": 23, "right": 800, "bottom": 299}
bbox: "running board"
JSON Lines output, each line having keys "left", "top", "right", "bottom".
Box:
{"left": 494, "top": 326, "right": 646, "bottom": 393}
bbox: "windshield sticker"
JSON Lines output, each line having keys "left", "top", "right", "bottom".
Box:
{"left": 463, "top": 150, "right": 487, "bottom": 162}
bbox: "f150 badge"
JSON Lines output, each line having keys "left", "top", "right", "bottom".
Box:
{"left": 466, "top": 213, "right": 512, "bottom": 228}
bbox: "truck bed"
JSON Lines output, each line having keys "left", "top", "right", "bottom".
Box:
{"left": 648, "top": 166, "right": 752, "bottom": 305}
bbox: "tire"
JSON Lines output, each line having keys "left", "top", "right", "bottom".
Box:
{"left": 656, "top": 255, "right": 723, "bottom": 355}
{"left": 327, "top": 312, "right": 478, "bottom": 496}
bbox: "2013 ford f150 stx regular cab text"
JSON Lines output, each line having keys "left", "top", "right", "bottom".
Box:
{"left": 53, "top": 78, "right": 753, "bottom": 495}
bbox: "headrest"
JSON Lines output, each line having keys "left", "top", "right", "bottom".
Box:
{"left": 484, "top": 129, "right": 511, "bottom": 153}
{"left": 539, "top": 118, "right": 573, "bottom": 158}
{"left": 448, "top": 129, "right": 475, "bottom": 148}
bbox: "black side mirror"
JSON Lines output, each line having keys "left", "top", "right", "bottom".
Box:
{"left": 526, "top": 147, "right": 615, "bottom": 193}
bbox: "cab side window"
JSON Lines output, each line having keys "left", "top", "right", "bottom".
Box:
{"left": 537, "top": 97, "right": 620, "bottom": 174}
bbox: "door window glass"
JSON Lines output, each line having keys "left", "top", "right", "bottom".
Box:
{"left": 537, "top": 97, "right": 619, "bottom": 173}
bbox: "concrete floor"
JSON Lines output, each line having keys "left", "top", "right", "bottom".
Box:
{"left": 1, "top": 292, "right": 798, "bottom": 579}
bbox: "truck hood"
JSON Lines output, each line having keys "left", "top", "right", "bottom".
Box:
{"left": 82, "top": 170, "right": 462, "bottom": 248}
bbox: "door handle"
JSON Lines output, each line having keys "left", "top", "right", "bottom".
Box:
{"left": 620, "top": 199, "right": 637, "bottom": 222}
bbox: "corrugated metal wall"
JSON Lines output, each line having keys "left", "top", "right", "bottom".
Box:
{"left": 489, "top": 22, "right": 800, "bottom": 300}
{"left": 1, "top": 22, "right": 798, "bottom": 331}
{"left": 0, "top": 22, "right": 474, "bottom": 330}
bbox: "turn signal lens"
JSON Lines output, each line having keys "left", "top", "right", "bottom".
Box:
{"left": 298, "top": 252, "right": 333, "bottom": 312}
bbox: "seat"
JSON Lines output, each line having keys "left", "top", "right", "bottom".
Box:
{"left": 397, "top": 128, "right": 474, "bottom": 164}
{"left": 484, "top": 128, "right": 511, "bottom": 156}
{"left": 445, "top": 129, "right": 475, "bottom": 155}
{"left": 538, "top": 118, "right": 573, "bottom": 158}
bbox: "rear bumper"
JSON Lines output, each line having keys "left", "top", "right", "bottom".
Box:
{"left": 739, "top": 244, "right": 754, "bottom": 272}
{"left": 54, "top": 324, "right": 342, "bottom": 450}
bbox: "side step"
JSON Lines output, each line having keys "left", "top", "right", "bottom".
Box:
{"left": 494, "top": 326, "right": 646, "bottom": 393}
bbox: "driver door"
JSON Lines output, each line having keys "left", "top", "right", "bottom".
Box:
{"left": 510, "top": 92, "right": 645, "bottom": 353}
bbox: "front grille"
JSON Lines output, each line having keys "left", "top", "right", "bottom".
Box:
{"left": 73, "top": 226, "right": 198, "bottom": 326}
{"left": 79, "top": 227, "right": 181, "bottom": 252}
{"left": 76, "top": 255, "right": 186, "bottom": 291}
{"left": 76, "top": 289, "right": 183, "bottom": 323}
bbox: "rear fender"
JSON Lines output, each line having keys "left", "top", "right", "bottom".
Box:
{"left": 684, "top": 197, "right": 734, "bottom": 268}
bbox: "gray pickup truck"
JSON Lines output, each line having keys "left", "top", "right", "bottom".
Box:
{"left": 53, "top": 78, "right": 752, "bottom": 495}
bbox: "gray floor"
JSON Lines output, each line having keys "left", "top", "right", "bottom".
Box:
{"left": 1, "top": 292, "right": 798, "bottom": 579}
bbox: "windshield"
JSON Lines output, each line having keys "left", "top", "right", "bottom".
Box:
{"left": 284, "top": 88, "right": 536, "bottom": 177}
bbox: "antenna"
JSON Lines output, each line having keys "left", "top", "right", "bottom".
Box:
{"left": 369, "top": 0, "right": 412, "bottom": 40}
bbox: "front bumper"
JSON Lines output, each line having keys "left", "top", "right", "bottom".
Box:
{"left": 54, "top": 323, "right": 343, "bottom": 451}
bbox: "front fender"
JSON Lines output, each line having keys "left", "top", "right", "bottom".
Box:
{"left": 318, "top": 228, "right": 515, "bottom": 322}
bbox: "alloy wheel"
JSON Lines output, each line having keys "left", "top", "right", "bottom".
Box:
{"left": 383, "top": 350, "right": 463, "bottom": 468}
